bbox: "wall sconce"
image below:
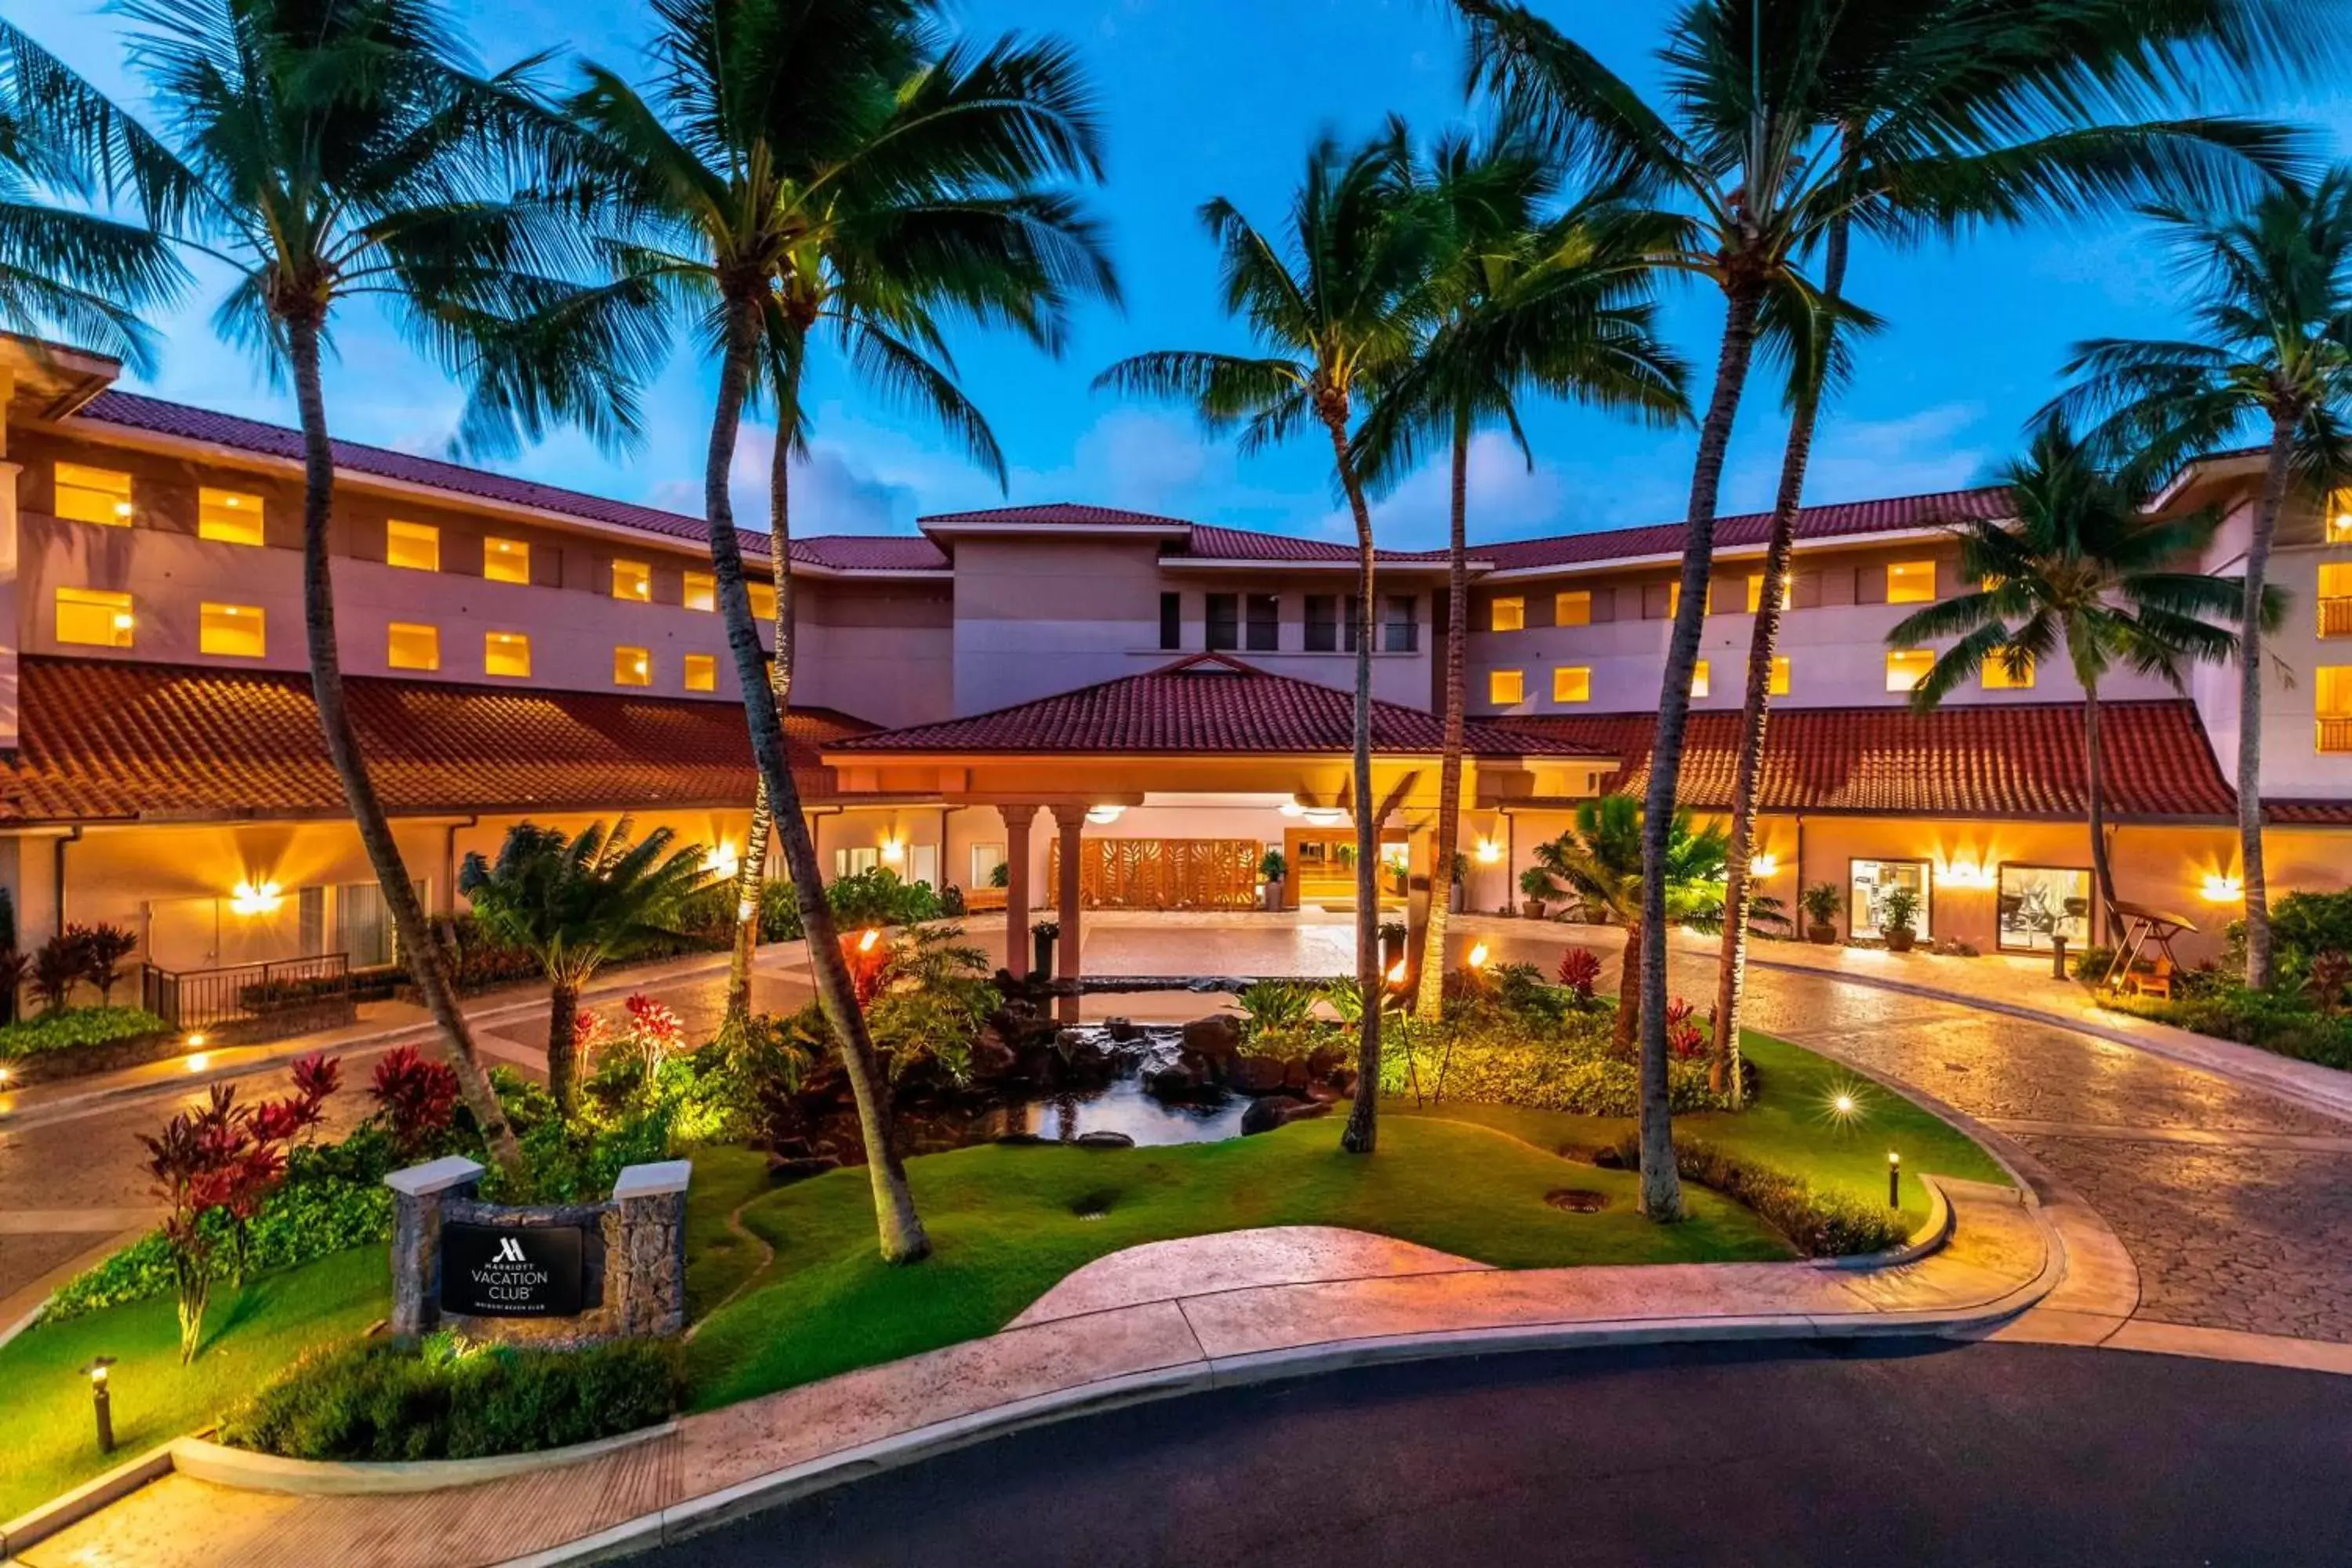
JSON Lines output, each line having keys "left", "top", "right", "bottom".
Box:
{"left": 230, "top": 880, "right": 283, "bottom": 916}
{"left": 880, "top": 839, "right": 905, "bottom": 863}
{"left": 1085, "top": 805, "right": 1126, "bottom": 826}
{"left": 2201, "top": 873, "right": 2243, "bottom": 903}
{"left": 1943, "top": 861, "right": 1998, "bottom": 890}
{"left": 1475, "top": 840, "right": 1503, "bottom": 864}
{"left": 1748, "top": 853, "right": 1779, "bottom": 878}
{"left": 702, "top": 844, "right": 740, "bottom": 881}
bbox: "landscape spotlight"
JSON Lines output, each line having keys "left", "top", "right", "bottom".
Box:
{"left": 82, "top": 1356, "right": 116, "bottom": 1454}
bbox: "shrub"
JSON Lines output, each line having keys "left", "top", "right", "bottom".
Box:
{"left": 1612, "top": 1133, "right": 1909, "bottom": 1258}
{"left": 67, "top": 923, "right": 140, "bottom": 1004}
{"left": 2100, "top": 985, "right": 2352, "bottom": 1072}
{"left": 2070, "top": 943, "right": 2117, "bottom": 983}
{"left": 829, "top": 867, "right": 940, "bottom": 929}
{"left": 0, "top": 1004, "right": 169, "bottom": 1059}
{"left": 1389, "top": 1009, "right": 1716, "bottom": 1116}
{"left": 1236, "top": 979, "right": 1314, "bottom": 1036}
{"left": 2272, "top": 890, "right": 2352, "bottom": 973}
{"left": 372, "top": 1046, "right": 459, "bottom": 1156}
{"left": 30, "top": 932, "right": 88, "bottom": 1012}
{"left": 1556, "top": 946, "right": 1602, "bottom": 1001}
{"left": 220, "top": 1334, "right": 684, "bottom": 1461}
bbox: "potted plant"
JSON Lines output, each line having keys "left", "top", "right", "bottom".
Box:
{"left": 1799, "top": 882, "right": 1842, "bottom": 945}
{"left": 1377, "top": 920, "right": 1408, "bottom": 978}
{"left": 1258, "top": 848, "right": 1287, "bottom": 913}
{"left": 1450, "top": 851, "right": 1469, "bottom": 914}
{"left": 1519, "top": 866, "right": 1555, "bottom": 920}
{"left": 1879, "top": 887, "right": 1922, "bottom": 953}
{"left": 1030, "top": 920, "right": 1060, "bottom": 982}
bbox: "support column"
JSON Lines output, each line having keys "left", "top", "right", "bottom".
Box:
{"left": 1000, "top": 804, "right": 1037, "bottom": 979}
{"left": 1404, "top": 825, "right": 1436, "bottom": 987}
{"left": 383, "top": 1155, "right": 484, "bottom": 1337}
{"left": 1051, "top": 804, "right": 1087, "bottom": 1025}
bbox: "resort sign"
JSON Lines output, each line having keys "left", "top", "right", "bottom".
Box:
{"left": 439, "top": 1221, "right": 586, "bottom": 1317}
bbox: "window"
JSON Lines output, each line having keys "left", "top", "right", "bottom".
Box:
{"left": 1769, "top": 655, "right": 1791, "bottom": 696}
{"left": 297, "top": 885, "right": 327, "bottom": 956}
{"left": 387, "top": 622, "right": 440, "bottom": 671}
{"left": 684, "top": 653, "right": 717, "bottom": 691}
{"left": 2321, "top": 666, "right": 2352, "bottom": 753}
{"left": 385, "top": 520, "right": 439, "bottom": 572}
{"left": 1159, "top": 591, "right": 1181, "bottom": 651}
{"left": 1383, "top": 594, "right": 1417, "bottom": 653}
{"left": 612, "top": 560, "right": 652, "bottom": 602}
{"left": 1554, "top": 590, "right": 1592, "bottom": 627}
{"left": 971, "top": 842, "right": 1007, "bottom": 888}
{"left": 1886, "top": 560, "right": 1936, "bottom": 604}
{"left": 199, "top": 602, "right": 265, "bottom": 658}
{"left": 2319, "top": 562, "right": 2352, "bottom": 639}
{"left": 1490, "top": 596, "right": 1526, "bottom": 632}
{"left": 198, "top": 487, "right": 265, "bottom": 546}
{"left": 56, "top": 586, "right": 133, "bottom": 647}
{"left": 1489, "top": 670, "right": 1525, "bottom": 705}
{"left": 683, "top": 571, "right": 716, "bottom": 612}
{"left": 1206, "top": 592, "right": 1240, "bottom": 651}
{"left": 1886, "top": 648, "right": 1935, "bottom": 691}
{"left": 1981, "top": 651, "right": 2037, "bottom": 690}
{"left": 335, "top": 882, "right": 394, "bottom": 967}
{"left": 485, "top": 630, "right": 532, "bottom": 678}
{"left": 55, "top": 463, "right": 132, "bottom": 525}
{"left": 1552, "top": 666, "right": 1592, "bottom": 703}
{"left": 483, "top": 536, "right": 530, "bottom": 583}
{"left": 835, "top": 846, "right": 880, "bottom": 877}
{"left": 614, "top": 645, "right": 652, "bottom": 686}
{"left": 1998, "top": 865, "right": 2090, "bottom": 953}
{"left": 1245, "top": 593, "right": 1279, "bottom": 652}
{"left": 1748, "top": 572, "right": 1794, "bottom": 615}
{"left": 748, "top": 582, "right": 778, "bottom": 621}
{"left": 1690, "top": 659, "right": 1710, "bottom": 698}
{"left": 2330, "top": 490, "right": 2352, "bottom": 543}
{"left": 1851, "top": 859, "right": 1931, "bottom": 940}
{"left": 1305, "top": 594, "right": 1340, "bottom": 652}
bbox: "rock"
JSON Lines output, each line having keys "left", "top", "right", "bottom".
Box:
{"left": 1181, "top": 1014, "right": 1244, "bottom": 1062}
{"left": 1074, "top": 1130, "right": 1136, "bottom": 1149}
{"left": 766, "top": 1153, "right": 843, "bottom": 1181}
{"left": 1226, "top": 1054, "right": 1292, "bottom": 1094}
{"left": 1105, "top": 1016, "right": 1139, "bottom": 1041}
{"left": 768, "top": 1136, "right": 814, "bottom": 1160}
{"left": 1056, "top": 1028, "right": 1093, "bottom": 1052}
{"left": 1143, "top": 1059, "right": 1205, "bottom": 1097}
{"left": 994, "top": 1131, "right": 1048, "bottom": 1146}
{"left": 1241, "top": 1096, "right": 1330, "bottom": 1136}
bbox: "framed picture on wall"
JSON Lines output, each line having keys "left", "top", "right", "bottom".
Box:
{"left": 1997, "top": 864, "right": 2091, "bottom": 953}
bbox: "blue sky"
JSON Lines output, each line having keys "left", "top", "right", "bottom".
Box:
{"left": 22, "top": 0, "right": 2352, "bottom": 548}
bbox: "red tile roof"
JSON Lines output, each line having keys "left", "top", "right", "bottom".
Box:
{"left": 920, "top": 503, "right": 1194, "bottom": 530}
{"left": 2, "top": 656, "right": 869, "bottom": 825}
{"left": 834, "top": 653, "right": 1608, "bottom": 759}
{"left": 790, "top": 535, "right": 948, "bottom": 572}
{"left": 2268, "top": 799, "right": 2352, "bottom": 826}
{"left": 1477, "top": 485, "right": 2016, "bottom": 573}
{"left": 1180, "top": 524, "right": 1450, "bottom": 564}
{"left": 1508, "top": 701, "right": 2237, "bottom": 821}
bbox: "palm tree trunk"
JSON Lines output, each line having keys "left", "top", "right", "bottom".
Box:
{"left": 704, "top": 301, "right": 928, "bottom": 1261}
{"left": 546, "top": 978, "right": 579, "bottom": 1116}
{"left": 1613, "top": 920, "right": 1641, "bottom": 1057}
{"left": 1414, "top": 406, "right": 1473, "bottom": 1021}
{"left": 2238, "top": 415, "right": 2293, "bottom": 989}
{"left": 1327, "top": 405, "right": 1385, "bottom": 1156}
{"left": 285, "top": 314, "right": 519, "bottom": 1172}
{"left": 1638, "top": 278, "right": 1765, "bottom": 1221}
{"left": 2083, "top": 679, "right": 2118, "bottom": 928}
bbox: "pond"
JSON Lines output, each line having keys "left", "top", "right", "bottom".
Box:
{"left": 1006, "top": 1076, "right": 1250, "bottom": 1145}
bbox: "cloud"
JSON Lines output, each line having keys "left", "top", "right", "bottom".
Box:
{"left": 1327, "top": 430, "right": 1576, "bottom": 550}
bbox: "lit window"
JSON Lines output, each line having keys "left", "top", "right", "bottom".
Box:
{"left": 1981, "top": 651, "right": 2036, "bottom": 690}
{"left": 483, "top": 537, "right": 530, "bottom": 583}
{"left": 199, "top": 602, "right": 265, "bottom": 658}
{"left": 198, "top": 488, "right": 265, "bottom": 546}
{"left": 2329, "top": 490, "right": 2352, "bottom": 542}
{"left": 1552, "top": 666, "right": 1592, "bottom": 703}
{"left": 1489, "top": 669, "right": 1525, "bottom": 705}
{"left": 615, "top": 645, "right": 652, "bottom": 687}
{"left": 2319, "top": 667, "right": 2352, "bottom": 753}
{"left": 1554, "top": 590, "right": 1592, "bottom": 627}
{"left": 748, "top": 582, "right": 779, "bottom": 621}
{"left": 1490, "top": 596, "right": 1526, "bottom": 632}
{"left": 387, "top": 622, "right": 440, "bottom": 671}
{"left": 2320, "top": 563, "right": 2352, "bottom": 640}
{"left": 1886, "top": 560, "right": 1936, "bottom": 604}
{"left": 56, "top": 586, "right": 134, "bottom": 647}
{"left": 684, "top": 571, "right": 717, "bottom": 612}
{"left": 1769, "top": 655, "right": 1791, "bottom": 695}
{"left": 1690, "top": 660, "right": 1710, "bottom": 699}
{"left": 612, "top": 560, "right": 652, "bottom": 602}
{"left": 485, "top": 631, "right": 532, "bottom": 678}
{"left": 55, "top": 463, "right": 133, "bottom": 525}
{"left": 684, "top": 653, "right": 717, "bottom": 691}
{"left": 385, "top": 520, "right": 439, "bottom": 572}
{"left": 1886, "top": 648, "right": 1936, "bottom": 691}
{"left": 1748, "top": 572, "right": 1795, "bottom": 615}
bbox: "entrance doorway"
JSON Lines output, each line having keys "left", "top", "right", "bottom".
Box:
{"left": 1285, "top": 828, "right": 1410, "bottom": 911}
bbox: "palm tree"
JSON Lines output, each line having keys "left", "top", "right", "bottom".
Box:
{"left": 2056, "top": 171, "right": 2352, "bottom": 990}
{"left": 570, "top": 0, "right": 1112, "bottom": 1260}
{"left": 1458, "top": 0, "right": 2310, "bottom": 1209}
{"left": 1889, "top": 415, "right": 2267, "bottom": 916}
{"left": 1099, "top": 125, "right": 1442, "bottom": 1156}
{"left": 122, "top": 0, "right": 661, "bottom": 1173}
{"left": 1354, "top": 122, "right": 1688, "bottom": 1023}
{"left": 458, "top": 818, "right": 710, "bottom": 1116}
{"left": 1526, "top": 796, "right": 1726, "bottom": 1054}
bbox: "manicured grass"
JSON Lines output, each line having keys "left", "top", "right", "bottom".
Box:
{"left": 1393, "top": 1030, "right": 2011, "bottom": 1232}
{"left": 0, "top": 1247, "right": 388, "bottom": 1523}
{"left": 684, "top": 1114, "right": 1791, "bottom": 1411}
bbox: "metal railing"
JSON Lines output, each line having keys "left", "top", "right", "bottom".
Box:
{"left": 2320, "top": 597, "right": 2352, "bottom": 639}
{"left": 141, "top": 953, "right": 352, "bottom": 1036}
{"left": 2320, "top": 717, "right": 2352, "bottom": 757}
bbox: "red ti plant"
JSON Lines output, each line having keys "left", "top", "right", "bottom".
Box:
{"left": 1664, "top": 997, "right": 1706, "bottom": 1061}
{"left": 141, "top": 1084, "right": 255, "bottom": 1362}
{"left": 371, "top": 1045, "right": 460, "bottom": 1156}
{"left": 1557, "top": 947, "right": 1603, "bottom": 1003}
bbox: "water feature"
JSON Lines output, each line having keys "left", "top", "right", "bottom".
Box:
{"left": 1007, "top": 1076, "right": 1250, "bottom": 1145}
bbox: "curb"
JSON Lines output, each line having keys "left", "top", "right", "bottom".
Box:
{"left": 1818, "top": 1168, "right": 1955, "bottom": 1271}
{"left": 167, "top": 1421, "right": 683, "bottom": 1497}
{"left": 0, "top": 1439, "right": 178, "bottom": 1558}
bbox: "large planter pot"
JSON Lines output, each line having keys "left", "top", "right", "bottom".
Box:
{"left": 1031, "top": 931, "right": 1056, "bottom": 982}
{"left": 1885, "top": 928, "right": 1917, "bottom": 954}
{"left": 1379, "top": 931, "right": 1406, "bottom": 978}
{"left": 1262, "top": 880, "right": 1285, "bottom": 913}
{"left": 1522, "top": 901, "right": 1547, "bottom": 921}
{"left": 1806, "top": 924, "right": 1838, "bottom": 946}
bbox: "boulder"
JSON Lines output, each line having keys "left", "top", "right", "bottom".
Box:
{"left": 766, "top": 1153, "right": 844, "bottom": 1181}
{"left": 1144, "top": 1059, "right": 1206, "bottom": 1098}
{"left": 1105, "top": 1016, "right": 1140, "bottom": 1042}
{"left": 1225, "top": 1054, "right": 1292, "bottom": 1094}
{"left": 1241, "top": 1096, "right": 1331, "bottom": 1136}
{"left": 994, "top": 1131, "right": 1049, "bottom": 1146}
{"left": 1181, "top": 1014, "right": 1244, "bottom": 1062}
{"left": 1074, "top": 1130, "right": 1136, "bottom": 1149}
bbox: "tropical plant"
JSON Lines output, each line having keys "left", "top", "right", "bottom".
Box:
{"left": 140, "top": 1083, "right": 280, "bottom": 1361}
{"left": 1556, "top": 945, "right": 1603, "bottom": 1000}
{"left": 69, "top": 922, "right": 140, "bottom": 1005}
{"left": 1258, "top": 849, "right": 1288, "bottom": 884}
{"left": 2057, "top": 170, "right": 2352, "bottom": 989}
{"left": 1355, "top": 119, "right": 1686, "bottom": 1022}
{"left": 1888, "top": 415, "right": 2267, "bottom": 915}
{"left": 30, "top": 930, "right": 89, "bottom": 1013}
{"left": 1799, "top": 881, "right": 1843, "bottom": 933}
{"left": 118, "top": 0, "right": 664, "bottom": 1173}
{"left": 1878, "top": 886, "right": 1922, "bottom": 946}
{"left": 1098, "top": 125, "right": 1443, "bottom": 1156}
{"left": 568, "top": 0, "right": 1110, "bottom": 1261}
{"left": 1531, "top": 796, "right": 1726, "bottom": 1057}
{"left": 1236, "top": 980, "right": 1315, "bottom": 1036}
{"left": 458, "top": 818, "right": 708, "bottom": 1116}
{"left": 370, "top": 1045, "right": 459, "bottom": 1157}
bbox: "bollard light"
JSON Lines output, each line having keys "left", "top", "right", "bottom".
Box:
{"left": 83, "top": 1356, "right": 116, "bottom": 1454}
{"left": 1888, "top": 1150, "right": 1901, "bottom": 1210}
{"left": 1466, "top": 942, "right": 1490, "bottom": 970}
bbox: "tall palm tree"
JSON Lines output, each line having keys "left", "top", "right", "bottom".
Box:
{"left": 122, "top": 0, "right": 661, "bottom": 1173}
{"left": 570, "top": 0, "right": 1112, "bottom": 1261}
{"left": 459, "top": 818, "right": 710, "bottom": 1116}
{"left": 1355, "top": 122, "right": 1688, "bottom": 1023}
{"left": 1457, "top": 0, "right": 2309, "bottom": 1211}
{"left": 1889, "top": 415, "right": 2267, "bottom": 915}
{"left": 1100, "top": 125, "right": 1442, "bottom": 1156}
{"left": 2056, "top": 171, "right": 2352, "bottom": 989}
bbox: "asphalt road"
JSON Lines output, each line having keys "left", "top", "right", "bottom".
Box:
{"left": 620, "top": 1340, "right": 2352, "bottom": 1566}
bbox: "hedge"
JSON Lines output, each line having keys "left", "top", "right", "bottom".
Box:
{"left": 0, "top": 1006, "right": 169, "bottom": 1060}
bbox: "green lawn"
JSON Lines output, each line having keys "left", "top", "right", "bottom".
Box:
{"left": 0, "top": 1247, "right": 388, "bottom": 1523}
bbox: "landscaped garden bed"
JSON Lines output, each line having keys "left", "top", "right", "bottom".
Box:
{"left": 2079, "top": 891, "right": 2352, "bottom": 1071}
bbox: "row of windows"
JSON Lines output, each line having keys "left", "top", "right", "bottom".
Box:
{"left": 53, "top": 586, "right": 725, "bottom": 689}
{"left": 1485, "top": 650, "right": 2038, "bottom": 706}
{"left": 53, "top": 463, "right": 780, "bottom": 615}
{"left": 1488, "top": 561, "right": 1946, "bottom": 633}
{"left": 1159, "top": 591, "right": 1421, "bottom": 655}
